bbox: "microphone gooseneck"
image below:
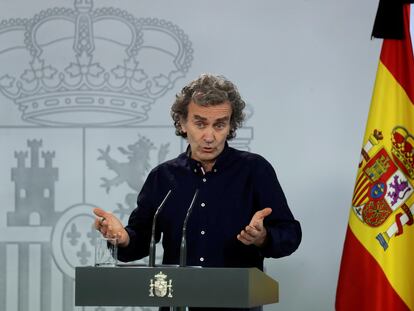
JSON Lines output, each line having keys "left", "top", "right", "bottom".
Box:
{"left": 148, "top": 189, "right": 172, "bottom": 267}
{"left": 179, "top": 189, "right": 199, "bottom": 267}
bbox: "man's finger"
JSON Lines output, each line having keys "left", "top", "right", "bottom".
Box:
{"left": 254, "top": 207, "right": 272, "bottom": 220}
{"left": 245, "top": 225, "right": 260, "bottom": 237}
{"left": 93, "top": 207, "right": 109, "bottom": 218}
{"left": 241, "top": 225, "right": 261, "bottom": 239}
{"left": 237, "top": 232, "right": 254, "bottom": 244}
{"left": 100, "top": 226, "right": 107, "bottom": 236}
{"left": 249, "top": 208, "right": 272, "bottom": 226}
{"left": 94, "top": 218, "right": 101, "bottom": 230}
{"left": 94, "top": 208, "right": 110, "bottom": 228}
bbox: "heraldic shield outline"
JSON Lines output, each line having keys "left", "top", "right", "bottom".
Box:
{"left": 352, "top": 127, "right": 414, "bottom": 251}
{"left": 0, "top": 1, "right": 254, "bottom": 310}
{"left": 149, "top": 271, "right": 173, "bottom": 298}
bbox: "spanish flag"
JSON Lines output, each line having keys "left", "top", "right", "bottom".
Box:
{"left": 336, "top": 2, "right": 414, "bottom": 310}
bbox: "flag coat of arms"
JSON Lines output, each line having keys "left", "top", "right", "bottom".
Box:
{"left": 336, "top": 3, "right": 414, "bottom": 310}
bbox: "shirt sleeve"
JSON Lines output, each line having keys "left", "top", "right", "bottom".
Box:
{"left": 251, "top": 156, "right": 302, "bottom": 258}
{"left": 117, "top": 169, "right": 160, "bottom": 262}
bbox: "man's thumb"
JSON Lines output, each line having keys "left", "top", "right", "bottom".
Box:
{"left": 93, "top": 207, "right": 106, "bottom": 218}
{"left": 256, "top": 207, "right": 272, "bottom": 220}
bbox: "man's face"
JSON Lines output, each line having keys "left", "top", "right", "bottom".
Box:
{"left": 181, "top": 100, "right": 232, "bottom": 169}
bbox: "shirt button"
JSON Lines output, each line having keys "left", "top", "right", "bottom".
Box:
{"left": 213, "top": 169, "right": 217, "bottom": 172}
{"left": 202, "top": 178, "right": 207, "bottom": 182}
{"left": 201, "top": 202, "right": 206, "bottom": 207}
{"left": 193, "top": 169, "right": 197, "bottom": 173}
{"left": 201, "top": 230, "right": 205, "bottom": 235}
{"left": 200, "top": 257, "right": 204, "bottom": 262}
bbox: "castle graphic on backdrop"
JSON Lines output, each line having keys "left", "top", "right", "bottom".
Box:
{"left": 9, "top": 139, "right": 60, "bottom": 226}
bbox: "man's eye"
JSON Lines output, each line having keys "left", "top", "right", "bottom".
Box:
{"left": 195, "top": 122, "right": 205, "bottom": 128}
{"left": 215, "top": 123, "right": 225, "bottom": 129}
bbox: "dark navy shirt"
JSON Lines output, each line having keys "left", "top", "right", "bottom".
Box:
{"left": 118, "top": 143, "right": 301, "bottom": 270}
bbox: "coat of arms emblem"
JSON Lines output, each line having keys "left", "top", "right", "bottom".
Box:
{"left": 149, "top": 271, "right": 173, "bottom": 298}
{"left": 353, "top": 127, "right": 414, "bottom": 251}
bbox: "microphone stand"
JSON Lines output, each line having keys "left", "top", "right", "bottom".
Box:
{"left": 174, "top": 189, "right": 199, "bottom": 311}
{"left": 148, "top": 189, "right": 172, "bottom": 267}
{"left": 179, "top": 189, "right": 199, "bottom": 267}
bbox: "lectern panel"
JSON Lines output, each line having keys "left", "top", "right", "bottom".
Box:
{"left": 75, "top": 266, "right": 278, "bottom": 308}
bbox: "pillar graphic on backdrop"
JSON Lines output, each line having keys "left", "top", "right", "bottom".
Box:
{"left": 0, "top": 0, "right": 253, "bottom": 310}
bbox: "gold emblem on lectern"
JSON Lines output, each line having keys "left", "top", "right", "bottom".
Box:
{"left": 149, "top": 271, "right": 173, "bottom": 298}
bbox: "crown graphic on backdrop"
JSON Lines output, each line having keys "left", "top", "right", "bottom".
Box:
{"left": 0, "top": 0, "right": 193, "bottom": 126}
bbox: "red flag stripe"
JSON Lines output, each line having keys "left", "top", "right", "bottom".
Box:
{"left": 380, "top": 6, "right": 414, "bottom": 104}
{"left": 336, "top": 227, "right": 409, "bottom": 311}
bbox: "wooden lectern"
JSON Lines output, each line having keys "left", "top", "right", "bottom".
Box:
{"left": 75, "top": 265, "right": 278, "bottom": 308}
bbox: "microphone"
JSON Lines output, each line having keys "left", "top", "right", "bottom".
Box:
{"left": 148, "top": 189, "right": 172, "bottom": 267}
{"left": 179, "top": 189, "right": 199, "bottom": 267}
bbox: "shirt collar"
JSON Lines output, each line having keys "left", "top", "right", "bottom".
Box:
{"left": 181, "top": 141, "right": 233, "bottom": 174}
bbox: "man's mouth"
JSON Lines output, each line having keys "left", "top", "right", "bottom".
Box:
{"left": 201, "top": 146, "right": 214, "bottom": 152}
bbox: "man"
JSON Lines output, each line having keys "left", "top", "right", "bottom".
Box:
{"left": 94, "top": 74, "right": 302, "bottom": 311}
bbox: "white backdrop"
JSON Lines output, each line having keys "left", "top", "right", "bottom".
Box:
{"left": 0, "top": 0, "right": 381, "bottom": 310}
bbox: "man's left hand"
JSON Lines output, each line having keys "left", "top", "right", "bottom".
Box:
{"left": 237, "top": 207, "right": 272, "bottom": 247}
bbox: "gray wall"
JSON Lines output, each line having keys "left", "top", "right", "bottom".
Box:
{"left": 0, "top": 0, "right": 381, "bottom": 310}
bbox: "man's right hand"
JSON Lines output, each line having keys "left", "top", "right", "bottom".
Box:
{"left": 93, "top": 207, "right": 130, "bottom": 247}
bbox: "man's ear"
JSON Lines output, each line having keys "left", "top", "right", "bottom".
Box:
{"left": 180, "top": 119, "right": 187, "bottom": 133}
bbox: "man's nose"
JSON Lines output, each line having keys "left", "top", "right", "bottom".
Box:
{"left": 203, "top": 128, "right": 215, "bottom": 143}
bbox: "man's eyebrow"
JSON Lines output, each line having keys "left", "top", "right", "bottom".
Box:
{"left": 215, "top": 116, "right": 230, "bottom": 122}
{"left": 192, "top": 115, "right": 230, "bottom": 122}
{"left": 193, "top": 114, "right": 207, "bottom": 121}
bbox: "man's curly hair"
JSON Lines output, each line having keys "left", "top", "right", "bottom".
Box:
{"left": 171, "top": 74, "right": 246, "bottom": 140}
